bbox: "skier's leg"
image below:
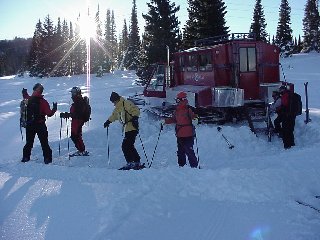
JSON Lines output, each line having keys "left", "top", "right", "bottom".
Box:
{"left": 177, "top": 138, "right": 186, "bottom": 167}
{"left": 37, "top": 123, "right": 52, "bottom": 163}
{"left": 183, "top": 137, "right": 198, "bottom": 168}
{"left": 22, "top": 125, "right": 36, "bottom": 161}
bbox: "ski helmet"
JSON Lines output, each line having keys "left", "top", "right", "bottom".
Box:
{"left": 110, "top": 92, "right": 120, "bottom": 103}
{"left": 176, "top": 91, "right": 187, "bottom": 99}
{"left": 33, "top": 83, "right": 44, "bottom": 93}
{"left": 70, "top": 86, "right": 81, "bottom": 96}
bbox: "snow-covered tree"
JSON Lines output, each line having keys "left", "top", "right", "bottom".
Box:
{"left": 183, "top": 0, "right": 229, "bottom": 49}
{"left": 249, "top": 0, "right": 268, "bottom": 42}
{"left": 142, "top": 0, "right": 181, "bottom": 65}
{"left": 28, "top": 20, "right": 44, "bottom": 77}
{"left": 275, "top": 0, "right": 294, "bottom": 57}
{"left": 125, "top": 0, "right": 141, "bottom": 70}
{"left": 302, "top": 0, "right": 320, "bottom": 52}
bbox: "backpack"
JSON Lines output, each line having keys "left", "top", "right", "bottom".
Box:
{"left": 289, "top": 92, "right": 302, "bottom": 116}
{"left": 82, "top": 96, "right": 91, "bottom": 122}
{"left": 20, "top": 97, "right": 40, "bottom": 128}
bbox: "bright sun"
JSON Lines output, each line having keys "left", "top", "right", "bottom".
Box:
{"left": 79, "top": 16, "right": 96, "bottom": 40}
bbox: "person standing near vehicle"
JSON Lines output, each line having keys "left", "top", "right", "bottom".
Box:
{"left": 269, "top": 90, "right": 283, "bottom": 136}
{"left": 279, "top": 85, "right": 296, "bottom": 149}
{"left": 162, "top": 91, "right": 198, "bottom": 168}
{"left": 21, "top": 83, "right": 57, "bottom": 164}
{"left": 103, "top": 92, "right": 141, "bottom": 170}
{"left": 60, "top": 87, "right": 89, "bottom": 156}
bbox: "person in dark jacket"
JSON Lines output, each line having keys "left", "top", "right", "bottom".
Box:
{"left": 103, "top": 92, "right": 141, "bottom": 170}
{"left": 60, "top": 87, "right": 88, "bottom": 156}
{"left": 279, "top": 85, "right": 296, "bottom": 149}
{"left": 162, "top": 91, "right": 198, "bottom": 168}
{"left": 21, "top": 83, "right": 57, "bottom": 164}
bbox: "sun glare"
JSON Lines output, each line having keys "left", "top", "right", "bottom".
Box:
{"left": 79, "top": 17, "right": 96, "bottom": 40}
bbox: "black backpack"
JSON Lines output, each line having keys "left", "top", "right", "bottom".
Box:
{"left": 20, "top": 97, "right": 40, "bottom": 128}
{"left": 82, "top": 96, "right": 91, "bottom": 122}
{"left": 289, "top": 92, "right": 302, "bottom": 116}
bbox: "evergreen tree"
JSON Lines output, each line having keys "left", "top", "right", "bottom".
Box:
{"left": 52, "top": 17, "right": 65, "bottom": 76}
{"left": 183, "top": 0, "right": 229, "bottom": 49}
{"left": 28, "top": 20, "right": 44, "bottom": 77}
{"left": 42, "top": 14, "right": 55, "bottom": 76}
{"left": 110, "top": 10, "right": 118, "bottom": 70}
{"left": 104, "top": 9, "right": 113, "bottom": 72}
{"left": 126, "top": 0, "right": 141, "bottom": 70}
{"left": 302, "top": 0, "right": 320, "bottom": 52}
{"left": 118, "top": 19, "right": 129, "bottom": 69}
{"left": 142, "top": 0, "right": 181, "bottom": 65}
{"left": 91, "top": 5, "right": 104, "bottom": 73}
{"left": 275, "top": 0, "right": 294, "bottom": 57}
{"left": 249, "top": 0, "right": 268, "bottom": 42}
{"left": 297, "top": 34, "right": 304, "bottom": 52}
{"left": 73, "top": 14, "right": 86, "bottom": 75}
{"left": 69, "top": 21, "right": 74, "bottom": 75}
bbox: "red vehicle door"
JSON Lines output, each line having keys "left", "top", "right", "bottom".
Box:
{"left": 238, "top": 46, "right": 259, "bottom": 100}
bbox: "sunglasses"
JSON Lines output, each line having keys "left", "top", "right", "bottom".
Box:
{"left": 175, "top": 98, "right": 186, "bottom": 103}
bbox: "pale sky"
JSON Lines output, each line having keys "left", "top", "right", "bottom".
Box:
{"left": 0, "top": 0, "right": 305, "bottom": 40}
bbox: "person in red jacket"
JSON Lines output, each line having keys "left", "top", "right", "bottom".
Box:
{"left": 21, "top": 83, "right": 57, "bottom": 164}
{"left": 60, "top": 87, "right": 88, "bottom": 156}
{"left": 162, "top": 92, "right": 198, "bottom": 168}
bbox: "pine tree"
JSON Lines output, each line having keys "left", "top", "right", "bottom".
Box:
{"left": 118, "top": 19, "right": 129, "bottom": 69}
{"left": 302, "top": 0, "right": 320, "bottom": 52}
{"left": 249, "top": 0, "right": 268, "bottom": 42}
{"left": 275, "top": 0, "right": 293, "bottom": 57}
{"left": 126, "top": 0, "right": 141, "bottom": 70}
{"left": 91, "top": 5, "right": 104, "bottom": 74}
{"left": 104, "top": 9, "right": 113, "bottom": 72}
{"left": 28, "top": 20, "right": 44, "bottom": 77}
{"left": 183, "top": 0, "right": 229, "bottom": 49}
{"left": 142, "top": 0, "right": 181, "bottom": 65}
{"left": 73, "top": 14, "right": 86, "bottom": 75}
{"left": 42, "top": 14, "right": 55, "bottom": 76}
{"left": 110, "top": 10, "right": 118, "bottom": 71}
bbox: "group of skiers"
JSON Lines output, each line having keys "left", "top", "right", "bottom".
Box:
{"left": 269, "top": 85, "right": 296, "bottom": 149}
{"left": 20, "top": 82, "right": 296, "bottom": 168}
{"left": 20, "top": 83, "right": 199, "bottom": 169}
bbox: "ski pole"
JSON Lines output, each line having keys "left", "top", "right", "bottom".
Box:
{"left": 217, "top": 127, "right": 234, "bottom": 149}
{"left": 66, "top": 118, "right": 70, "bottom": 159}
{"left": 138, "top": 132, "right": 150, "bottom": 167}
{"left": 148, "top": 124, "right": 163, "bottom": 168}
{"left": 194, "top": 129, "right": 201, "bottom": 169}
{"left": 59, "top": 117, "right": 62, "bottom": 156}
{"left": 107, "top": 127, "right": 111, "bottom": 165}
{"left": 304, "top": 82, "right": 311, "bottom": 124}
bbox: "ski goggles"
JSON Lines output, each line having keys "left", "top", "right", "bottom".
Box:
{"left": 175, "top": 97, "right": 186, "bottom": 103}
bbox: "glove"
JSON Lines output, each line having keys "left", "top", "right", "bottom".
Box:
{"left": 192, "top": 117, "right": 199, "bottom": 125}
{"left": 22, "top": 88, "right": 27, "bottom": 95}
{"left": 104, "top": 120, "right": 111, "bottom": 128}
{"left": 52, "top": 102, "right": 57, "bottom": 112}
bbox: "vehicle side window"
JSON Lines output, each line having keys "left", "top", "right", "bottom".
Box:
{"left": 199, "top": 54, "right": 213, "bottom": 71}
{"left": 187, "top": 55, "right": 197, "bottom": 72}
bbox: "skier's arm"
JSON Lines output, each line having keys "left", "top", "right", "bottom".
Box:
{"left": 41, "top": 99, "right": 56, "bottom": 117}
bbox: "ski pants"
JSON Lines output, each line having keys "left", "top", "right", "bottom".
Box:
{"left": 122, "top": 130, "right": 140, "bottom": 163}
{"left": 274, "top": 114, "right": 284, "bottom": 133}
{"left": 23, "top": 122, "right": 52, "bottom": 163}
{"left": 177, "top": 136, "right": 198, "bottom": 168}
{"left": 71, "top": 119, "right": 85, "bottom": 152}
{"left": 282, "top": 114, "right": 296, "bottom": 149}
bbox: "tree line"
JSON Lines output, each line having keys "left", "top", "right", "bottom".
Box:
{"left": 0, "top": 0, "right": 319, "bottom": 77}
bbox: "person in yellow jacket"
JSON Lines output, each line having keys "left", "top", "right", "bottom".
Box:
{"left": 104, "top": 92, "right": 141, "bottom": 169}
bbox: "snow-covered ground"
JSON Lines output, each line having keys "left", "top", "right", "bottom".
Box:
{"left": 1, "top": 53, "right": 320, "bottom": 240}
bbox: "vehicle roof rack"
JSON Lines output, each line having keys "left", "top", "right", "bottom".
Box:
{"left": 194, "top": 33, "right": 256, "bottom": 47}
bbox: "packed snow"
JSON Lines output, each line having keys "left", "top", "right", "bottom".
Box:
{"left": 1, "top": 53, "right": 320, "bottom": 240}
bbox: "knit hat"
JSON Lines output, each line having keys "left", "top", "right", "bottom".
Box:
{"left": 33, "top": 83, "right": 44, "bottom": 93}
{"left": 110, "top": 92, "right": 120, "bottom": 103}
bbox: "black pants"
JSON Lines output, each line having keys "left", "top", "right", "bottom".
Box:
{"left": 282, "top": 115, "right": 296, "bottom": 149}
{"left": 274, "top": 114, "right": 284, "bottom": 133}
{"left": 122, "top": 130, "right": 140, "bottom": 163}
{"left": 23, "top": 123, "right": 52, "bottom": 163}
